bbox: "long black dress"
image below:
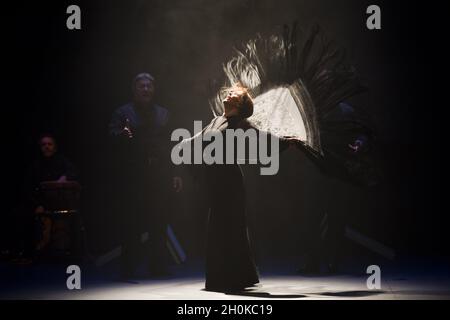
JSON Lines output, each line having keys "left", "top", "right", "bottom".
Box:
{"left": 183, "top": 115, "right": 287, "bottom": 292}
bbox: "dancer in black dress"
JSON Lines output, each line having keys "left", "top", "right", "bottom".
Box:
{"left": 179, "top": 86, "right": 298, "bottom": 292}
{"left": 208, "top": 24, "right": 380, "bottom": 274}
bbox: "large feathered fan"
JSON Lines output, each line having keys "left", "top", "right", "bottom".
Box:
{"left": 209, "top": 23, "right": 379, "bottom": 186}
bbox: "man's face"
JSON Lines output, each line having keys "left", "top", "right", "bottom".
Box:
{"left": 40, "top": 137, "right": 56, "bottom": 158}
{"left": 133, "top": 78, "right": 155, "bottom": 105}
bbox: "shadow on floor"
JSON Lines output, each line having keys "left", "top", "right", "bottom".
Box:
{"left": 225, "top": 291, "right": 306, "bottom": 298}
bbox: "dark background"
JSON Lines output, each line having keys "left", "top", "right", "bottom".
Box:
{"left": 1, "top": 0, "right": 445, "bottom": 264}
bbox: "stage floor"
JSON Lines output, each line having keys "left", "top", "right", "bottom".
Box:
{"left": 1, "top": 259, "right": 450, "bottom": 300}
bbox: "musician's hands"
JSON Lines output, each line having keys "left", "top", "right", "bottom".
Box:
{"left": 173, "top": 176, "right": 183, "bottom": 193}
{"left": 122, "top": 118, "right": 133, "bottom": 139}
{"left": 348, "top": 139, "right": 364, "bottom": 154}
{"left": 35, "top": 205, "right": 45, "bottom": 215}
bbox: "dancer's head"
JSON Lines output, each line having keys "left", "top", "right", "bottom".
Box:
{"left": 132, "top": 73, "right": 155, "bottom": 106}
{"left": 222, "top": 84, "right": 254, "bottom": 118}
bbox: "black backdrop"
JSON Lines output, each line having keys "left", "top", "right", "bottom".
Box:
{"left": 2, "top": 0, "right": 446, "bottom": 261}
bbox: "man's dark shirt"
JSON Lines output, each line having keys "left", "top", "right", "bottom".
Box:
{"left": 108, "top": 102, "right": 179, "bottom": 196}
{"left": 321, "top": 102, "right": 378, "bottom": 186}
{"left": 24, "top": 153, "right": 77, "bottom": 207}
{"left": 109, "top": 102, "right": 171, "bottom": 168}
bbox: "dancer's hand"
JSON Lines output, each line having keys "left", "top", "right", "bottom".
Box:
{"left": 173, "top": 176, "right": 183, "bottom": 193}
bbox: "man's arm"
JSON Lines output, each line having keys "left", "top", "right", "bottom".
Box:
{"left": 109, "top": 109, "right": 124, "bottom": 137}
{"left": 162, "top": 110, "right": 184, "bottom": 193}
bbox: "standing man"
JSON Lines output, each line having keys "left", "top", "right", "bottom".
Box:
{"left": 320, "top": 101, "right": 377, "bottom": 273}
{"left": 109, "top": 73, "right": 182, "bottom": 279}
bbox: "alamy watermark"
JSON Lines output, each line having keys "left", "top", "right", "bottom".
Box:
{"left": 366, "top": 265, "right": 381, "bottom": 290}
{"left": 66, "top": 5, "right": 81, "bottom": 30}
{"left": 66, "top": 265, "right": 81, "bottom": 290}
{"left": 366, "top": 5, "right": 381, "bottom": 30}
